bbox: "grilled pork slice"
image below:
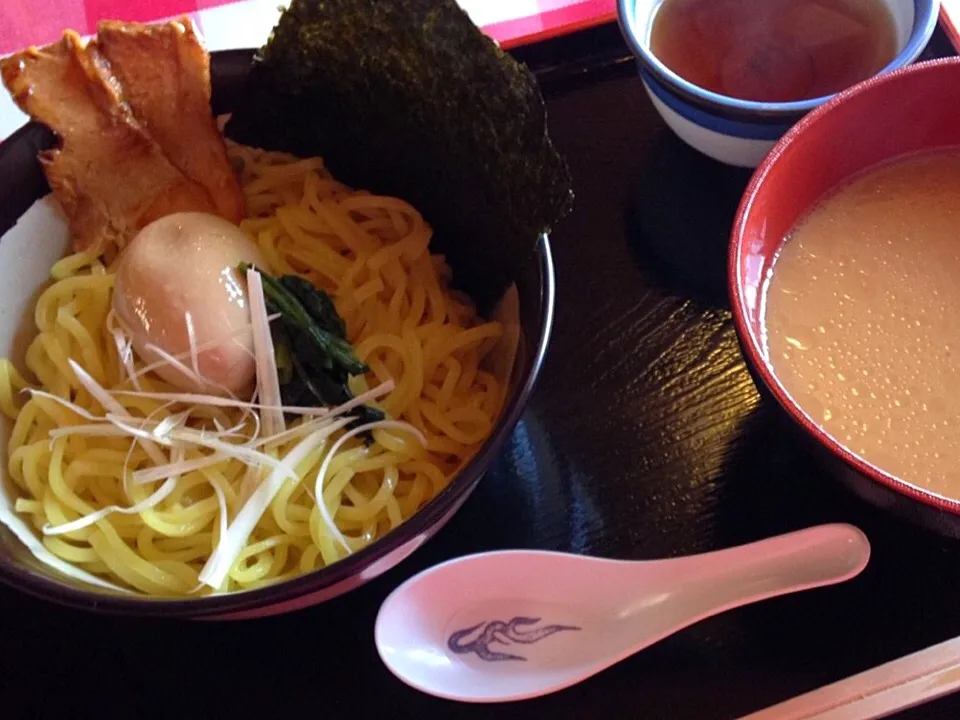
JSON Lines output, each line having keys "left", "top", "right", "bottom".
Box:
{"left": 0, "top": 32, "right": 215, "bottom": 254}
{"left": 97, "top": 19, "right": 246, "bottom": 225}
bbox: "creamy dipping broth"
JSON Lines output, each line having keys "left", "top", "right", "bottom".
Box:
{"left": 763, "top": 149, "right": 960, "bottom": 497}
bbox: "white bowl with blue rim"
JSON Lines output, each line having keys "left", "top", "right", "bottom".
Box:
{"left": 617, "top": 0, "right": 941, "bottom": 168}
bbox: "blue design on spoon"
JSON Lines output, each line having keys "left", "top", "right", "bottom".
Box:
{"left": 447, "top": 616, "right": 582, "bottom": 662}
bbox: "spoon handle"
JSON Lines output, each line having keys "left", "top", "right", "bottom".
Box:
{"left": 661, "top": 523, "right": 870, "bottom": 620}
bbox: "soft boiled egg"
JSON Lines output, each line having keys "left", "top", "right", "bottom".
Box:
{"left": 112, "top": 212, "right": 267, "bottom": 397}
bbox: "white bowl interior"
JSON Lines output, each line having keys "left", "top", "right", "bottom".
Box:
{"left": 0, "top": 198, "right": 131, "bottom": 595}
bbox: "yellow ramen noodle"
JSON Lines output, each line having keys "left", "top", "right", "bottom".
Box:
{"left": 0, "top": 142, "right": 505, "bottom": 596}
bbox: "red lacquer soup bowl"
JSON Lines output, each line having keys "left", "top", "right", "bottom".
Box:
{"left": 730, "top": 57, "right": 960, "bottom": 537}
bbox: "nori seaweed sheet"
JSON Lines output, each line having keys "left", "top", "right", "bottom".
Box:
{"left": 226, "top": 0, "right": 573, "bottom": 313}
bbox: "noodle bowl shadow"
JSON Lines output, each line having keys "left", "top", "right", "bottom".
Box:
{"left": 730, "top": 57, "right": 960, "bottom": 539}
{"left": 0, "top": 50, "right": 556, "bottom": 618}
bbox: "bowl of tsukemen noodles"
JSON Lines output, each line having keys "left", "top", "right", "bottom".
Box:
{"left": 0, "top": 0, "right": 573, "bottom": 618}
{"left": 730, "top": 56, "right": 960, "bottom": 537}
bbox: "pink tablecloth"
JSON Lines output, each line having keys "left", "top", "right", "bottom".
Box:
{"left": 0, "top": 0, "right": 616, "bottom": 61}
{"left": 0, "top": 0, "right": 615, "bottom": 140}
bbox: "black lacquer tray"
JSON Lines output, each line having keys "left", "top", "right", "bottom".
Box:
{"left": 2, "top": 24, "right": 959, "bottom": 720}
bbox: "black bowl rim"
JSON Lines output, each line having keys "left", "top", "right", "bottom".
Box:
{"left": 0, "top": 56, "right": 557, "bottom": 616}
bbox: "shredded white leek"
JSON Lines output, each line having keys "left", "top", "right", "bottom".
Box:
{"left": 132, "top": 452, "right": 230, "bottom": 485}
{"left": 48, "top": 423, "right": 137, "bottom": 440}
{"left": 43, "top": 446, "right": 185, "bottom": 536}
{"left": 27, "top": 389, "right": 103, "bottom": 421}
{"left": 47, "top": 409, "right": 181, "bottom": 441}
{"left": 185, "top": 311, "right": 200, "bottom": 379}
{"left": 246, "top": 268, "right": 285, "bottom": 437}
{"left": 150, "top": 410, "right": 191, "bottom": 439}
{"left": 142, "top": 340, "right": 237, "bottom": 400}
{"left": 104, "top": 415, "right": 178, "bottom": 447}
{"left": 68, "top": 359, "right": 167, "bottom": 465}
{"left": 198, "top": 419, "right": 351, "bottom": 589}
{"left": 126, "top": 315, "right": 276, "bottom": 385}
{"left": 119, "top": 401, "right": 177, "bottom": 501}
{"left": 35, "top": 379, "right": 394, "bottom": 488}
{"left": 161, "top": 426, "right": 302, "bottom": 481}
{"left": 236, "top": 463, "right": 260, "bottom": 509}
{"left": 106, "top": 309, "right": 140, "bottom": 390}
{"left": 39, "top": 398, "right": 302, "bottom": 486}
{"left": 109, "top": 378, "right": 395, "bottom": 417}
{"left": 203, "top": 472, "right": 230, "bottom": 593}
{"left": 314, "top": 420, "right": 427, "bottom": 552}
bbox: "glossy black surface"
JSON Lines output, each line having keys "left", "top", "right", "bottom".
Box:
{"left": 3, "top": 24, "right": 960, "bottom": 720}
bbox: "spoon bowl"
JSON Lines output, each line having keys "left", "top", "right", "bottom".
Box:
{"left": 375, "top": 524, "right": 870, "bottom": 703}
